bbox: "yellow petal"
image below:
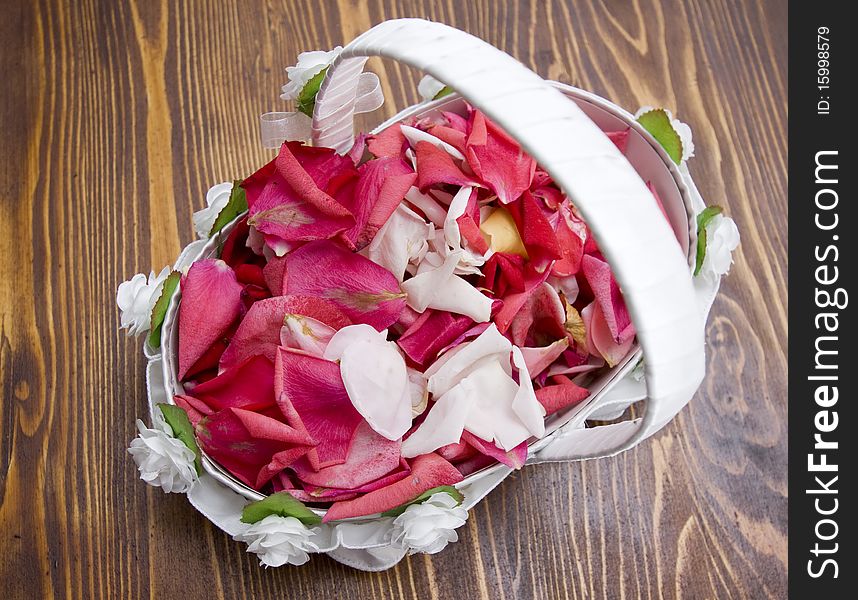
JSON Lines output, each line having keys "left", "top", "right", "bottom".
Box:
{"left": 479, "top": 207, "right": 528, "bottom": 258}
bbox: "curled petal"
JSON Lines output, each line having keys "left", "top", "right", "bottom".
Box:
{"left": 465, "top": 110, "right": 535, "bottom": 204}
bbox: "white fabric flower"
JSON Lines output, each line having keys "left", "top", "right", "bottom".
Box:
{"left": 417, "top": 74, "right": 446, "bottom": 102}
{"left": 192, "top": 182, "right": 233, "bottom": 238}
{"left": 117, "top": 266, "right": 171, "bottom": 336}
{"left": 391, "top": 492, "right": 468, "bottom": 555}
{"left": 701, "top": 213, "right": 740, "bottom": 276}
{"left": 234, "top": 515, "right": 319, "bottom": 567}
{"left": 127, "top": 419, "right": 196, "bottom": 493}
{"left": 281, "top": 47, "right": 343, "bottom": 101}
{"left": 635, "top": 106, "right": 695, "bottom": 162}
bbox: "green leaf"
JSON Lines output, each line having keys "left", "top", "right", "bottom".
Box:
{"left": 694, "top": 205, "right": 724, "bottom": 276}
{"left": 296, "top": 67, "right": 329, "bottom": 117}
{"left": 432, "top": 86, "right": 454, "bottom": 100}
{"left": 636, "top": 108, "right": 683, "bottom": 165}
{"left": 208, "top": 182, "right": 248, "bottom": 237}
{"left": 241, "top": 491, "right": 323, "bottom": 526}
{"left": 381, "top": 485, "right": 464, "bottom": 518}
{"left": 157, "top": 403, "right": 202, "bottom": 475}
{"left": 147, "top": 271, "right": 181, "bottom": 348}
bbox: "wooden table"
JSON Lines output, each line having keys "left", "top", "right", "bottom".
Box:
{"left": 0, "top": 1, "right": 787, "bottom": 597}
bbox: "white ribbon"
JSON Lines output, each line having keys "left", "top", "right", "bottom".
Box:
{"left": 260, "top": 72, "right": 384, "bottom": 149}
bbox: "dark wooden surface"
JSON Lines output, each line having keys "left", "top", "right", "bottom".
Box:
{"left": 0, "top": 0, "right": 787, "bottom": 598}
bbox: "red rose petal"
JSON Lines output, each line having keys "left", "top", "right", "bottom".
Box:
{"left": 397, "top": 310, "right": 474, "bottom": 367}
{"left": 461, "top": 431, "right": 527, "bottom": 469}
{"left": 465, "top": 110, "right": 535, "bottom": 204}
{"left": 535, "top": 379, "right": 590, "bottom": 416}
{"left": 414, "top": 140, "right": 475, "bottom": 190}
{"left": 367, "top": 124, "right": 407, "bottom": 158}
{"left": 581, "top": 255, "right": 634, "bottom": 344}
{"left": 195, "top": 407, "right": 314, "bottom": 489}
{"left": 606, "top": 129, "right": 630, "bottom": 154}
{"left": 191, "top": 354, "right": 275, "bottom": 412}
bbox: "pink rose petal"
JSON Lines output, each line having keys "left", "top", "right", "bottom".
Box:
{"left": 219, "top": 294, "right": 351, "bottom": 372}
{"left": 461, "top": 431, "right": 527, "bottom": 469}
{"left": 178, "top": 259, "right": 244, "bottom": 380}
{"left": 290, "top": 421, "right": 401, "bottom": 490}
{"left": 275, "top": 347, "right": 365, "bottom": 469}
{"left": 536, "top": 375, "right": 591, "bottom": 415}
{"left": 191, "top": 354, "right": 276, "bottom": 412}
{"left": 581, "top": 301, "right": 635, "bottom": 368}
{"left": 397, "top": 310, "right": 473, "bottom": 367}
{"left": 322, "top": 453, "right": 463, "bottom": 522}
{"left": 367, "top": 124, "right": 407, "bottom": 158}
{"left": 518, "top": 338, "right": 570, "bottom": 378}
{"left": 581, "top": 254, "right": 635, "bottom": 344}
{"left": 606, "top": 129, "right": 630, "bottom": 154}
{"left": 284, "top": 240, "right": 407, "bottom": 330}
{"left": 343, "top": 157, "right": 417, "bottom": 250}
{"left": 414, "top": 140, "right": 475, "bottom": 190}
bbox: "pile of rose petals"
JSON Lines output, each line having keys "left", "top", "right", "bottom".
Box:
{"left": 174, "top": 105, "right": 657, "bottom": 521}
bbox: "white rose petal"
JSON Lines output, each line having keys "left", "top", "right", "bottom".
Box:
{"left": 702, "top": 214, "right": 740, "bottom": 276}
{"left": 417, "top": 74, "right": 447, "bottom": 102}
{"left": 281, "top": 47, "right": 343, "bottom": 101}
{"left": 234, "top": 515, "right": 319, "bottom": 567}
{"left": 127, "top": 419, "right": 197, "bottom": 493}
{"left": 391, "top": 492, "right": 468, "bottom": 555}
{"left": 324, "top": 325, "right": 413, "bottom": 441}
{"left": 366, "top": 204, "right": 433, "bottom": 282}
{"left": 192, "top": 182, "right": 233, "bottom": 239}
{"left": 116, "top": 266, "right": 171, "bottom": 336}
{"left": 404, "top": 325, "right": 546, "bottom": 456}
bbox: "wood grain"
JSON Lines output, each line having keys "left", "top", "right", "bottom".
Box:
{"left": 0, "top": 0, "right": 787, "bottom": 598}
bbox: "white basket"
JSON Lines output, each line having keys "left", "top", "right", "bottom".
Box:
{"left": 145, "top": 19, "right": 720, "bottom": 571}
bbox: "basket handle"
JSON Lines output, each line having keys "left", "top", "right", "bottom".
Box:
{"left": 312, "top": 19, "right": 705, "bottom": 461}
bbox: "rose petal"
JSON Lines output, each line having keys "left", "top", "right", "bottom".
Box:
{"left": 460, "top": 431, "right": 527, "bottom": 469}
{"left": 280, "top": 313, "right": 337, "bottom": 357}
{"left": 190, "top": 354, "right": 276, "bottom": 412}
{"left": 400, "top": 124, "right": 466, "bottom": 160}
{"left": 344, "top": 157, "right": 417, "bottom": 250}
{"left": 517, "top": 338, "right": 569, "bottom": 378}
{"left": 426, "top": 323, "right": 512, "bottom": 397}
{"left": 244, "top": 142, "right": 357, "bottom": 247}
{"left": 606, "top": 129, "right": 630, "bottom": 154}
{"left": 291, "top": 421, "right": 401, "bottom": 489}
{"left": 284, "top": 240, "right": 406, "bottom": 330}
{"left": 275, "top": 347, "right": 365, "bottom": 468}
{"left": 367, "top": 124, "right": 407, "bottom": 158}
{"left": 396, "top": 310, "right": 473, "bottom": 367}
{"left": 366, "top": 203, "right": 433, "bottom": 282}
{"left": 465, "top": 110, "right": 535, "bottom": 204}
{"left": 581, "top": 254, "right": 635, "bottom": 344}
{"left": 322, "top": 453, "right": 463, "bottom": 522}
{"left": 196, "top": 407, "right": 314, "bottom": 489}
{"left": 400, "top": 384, "right": 474, "bottom": 459}
{"left": 506, "top": 190, "right": 562, "bottom": 272}
{"left": 219, "top": 295, "right": 351, "bottom": 372}
{"left": 415, "top": 141, "right": 475, "bottom": 190}
{"left": 581, "top": 301, "right": 635, "bottom": 368}
{"left": 324, "top": 325, "right": 412, "bottom": 441}
{"left": 535, "top": 379, "right": 590, "bottom": 416}
{"left": 404, "top": 187, "right": 448, "bottom": 227}
{"left": 178, "top": 259, "right": 244, "bottom": 379}
{"left": 510, "top": 346, "right": 546, "bottom": 439}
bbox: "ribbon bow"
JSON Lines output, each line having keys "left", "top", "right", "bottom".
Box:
{"left": 260, "top": 72, "right": 384, "bottom": 149}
